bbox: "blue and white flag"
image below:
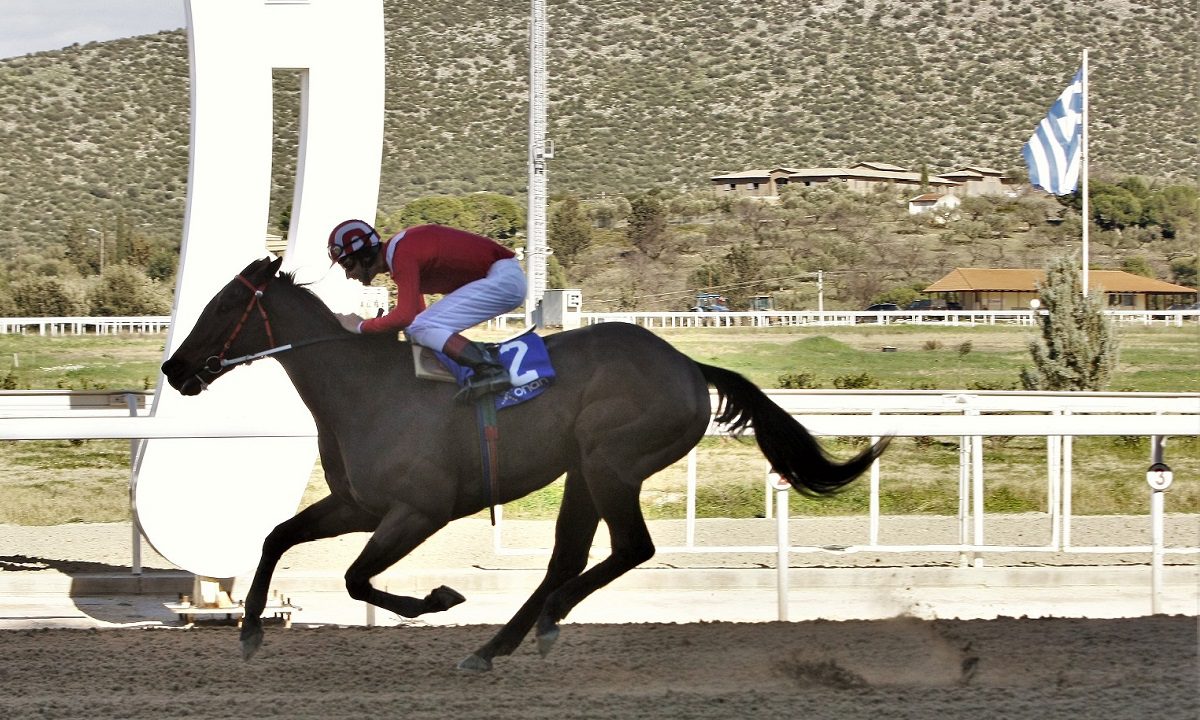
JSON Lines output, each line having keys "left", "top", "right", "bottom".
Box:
{"left": 1023, "top": 68, "right": 1084, "bottom": 195}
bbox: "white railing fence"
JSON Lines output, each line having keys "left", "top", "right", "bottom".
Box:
{"left": 566, "top": 309, "right": 1200, "bottom": 329}
{"left": 2, "top": 309, "right": 1196, "bottom": 335}
{"left": 0, "top": 389, "right": 1195, "bottom": 617}
{"left": 0, "top": 316, "right": 170, "bottom": 335}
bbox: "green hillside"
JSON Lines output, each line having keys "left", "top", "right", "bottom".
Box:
{"left": 0, "top": 0, "right": 1195, "bottom": 257}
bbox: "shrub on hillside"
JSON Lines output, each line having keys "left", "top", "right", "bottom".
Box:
{"left": 86, "top": 264, "right": 172, "bottom": 316}
{"left": 10, "top": 275, "right": 88, "bottom": 316}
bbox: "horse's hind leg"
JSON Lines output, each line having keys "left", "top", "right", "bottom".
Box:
{"left": 343, "top": 503, "right": 465, "bottom": 618}
{"left": 459, "top": 470, "right": 599, "bottom": 672}
{"left": 533, "top": 477, "right": 654, "bottom": 656}
{"left": 241, "top": 495, "right": 377, "bottom": 660}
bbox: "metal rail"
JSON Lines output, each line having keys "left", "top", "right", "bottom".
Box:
{"left": 2, "top": 309, "right": 1197, "bottom": 334}
{"left": 0, "top": 390, "right": 1194, "bottom": 618}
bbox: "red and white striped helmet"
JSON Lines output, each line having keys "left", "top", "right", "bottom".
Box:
{"left": 327, "top": 219, "right": 380, "bottom": 264}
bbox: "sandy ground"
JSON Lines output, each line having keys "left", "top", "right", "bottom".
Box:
{"left": 1, "top": 517, "right": 1197, "bottom": 719}
{"left": 0, "top": 617, "right": 1196, "bottom": 719}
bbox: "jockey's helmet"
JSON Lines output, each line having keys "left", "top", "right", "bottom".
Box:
{"left": 327, "top": 219, "right": 380, "bottom": 266}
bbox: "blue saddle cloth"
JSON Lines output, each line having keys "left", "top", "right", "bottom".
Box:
{"left": 436, "top": 329, "right": 555, "bottom": 409}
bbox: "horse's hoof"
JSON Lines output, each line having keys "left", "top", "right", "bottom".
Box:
{"left": 428, "top": 585, "right": 466, "bottom": 612}
{"left": 536, "top": 625, "right": 560, "bottom": 657}
{"left": 240, "top": 624, "right": 264, "bottom": 661}
{"left": 456, "top": 654, "right": 493, "bottom": 672}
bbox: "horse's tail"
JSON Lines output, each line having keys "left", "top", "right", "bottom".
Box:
{"left": 698, "top": 363, "right": 890, "bottom": 496}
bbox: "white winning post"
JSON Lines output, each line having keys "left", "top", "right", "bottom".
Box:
{"left": 134, "top": 0, "right": 385, "bottom": 579}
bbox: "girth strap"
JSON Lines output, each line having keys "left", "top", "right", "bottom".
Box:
{"left": 474, "top": 395, "right": 501, "bottom": 525}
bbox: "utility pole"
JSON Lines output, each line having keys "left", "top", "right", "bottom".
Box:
{"left": 524, "top": 0, "right": 552, "bottom": 327}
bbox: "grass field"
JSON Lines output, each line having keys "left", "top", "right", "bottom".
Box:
{"left": 0, "top": 322, "right": 1196, "bottom": 525}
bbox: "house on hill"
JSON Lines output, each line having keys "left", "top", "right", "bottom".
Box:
{"left": 709, "top": 161, "right": 959, "bottom": 199}
{"left": 937, "top": 166, "right": 1015, "bottom": 196}
{"left": 709, "top": 160, "right": 1019, "bottom": 200}
{"left": 908, "top": 192, "right": 962, "bottom": 216}
{"left": 923, "top": 268, "right": 1197, "bottom": 311}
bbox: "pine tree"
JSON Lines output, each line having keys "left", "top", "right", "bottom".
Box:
{"left": 1020, "top": 255, "right": 1119, "bottom": 391}
{"left": 548, "top": 195, "right": 593, "bottom": 268}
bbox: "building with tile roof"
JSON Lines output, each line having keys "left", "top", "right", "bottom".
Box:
{"left": 924, "top": 268, "right": 1196, "bottom": 311}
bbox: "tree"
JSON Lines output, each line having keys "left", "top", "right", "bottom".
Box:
{"left": 1090, "top": 184, "right": 1143, "bottom": 230}
{"left": 1020, "top": 255, "right": 1119, "bottom": 391}
{"left": 1120, "top": 256, "right": 1155, "bottom": 278}
{"left": 389, "top": 196, "right": 471, "bottom": 230}
{"left": 548, "top": 195, "right": 592, "bottom": 267}
{"left": 63, "top": 217, "right": 95, "bottom": 275}
{"left": 872, "top": 281, "right": 928, "bottom": 308}
{"left": 1143, "top": 184, "right": 1199, "bottom": 240}
{"left": 460, "top": 193, "right": 523, "bottom": 241}
{"left": 626, "top": 194, "right": 668, "bottom": 258}
{"left": 584, "top": 195, "right": 630, "bottom": 228}
{"left": 86, "top": 264, "right": 173, "bottom": 316}
{"left": 10, "top": 275, "right": 89, "bottom": 316}
{"left": 1169, "top": 256, "right": 1198, "bottom": 288}
{"left": 719, "top": 242, "right": 765, "bottom": 308}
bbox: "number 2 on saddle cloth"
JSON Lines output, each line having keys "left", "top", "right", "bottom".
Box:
{"left": 432, "top": 329, "right": 556, "bottom": 409}
{"left": 431, "top": 329, "right": 556, "bottom": 522}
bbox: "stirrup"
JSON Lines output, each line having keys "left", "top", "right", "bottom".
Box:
{"left": 455, "top": 368, "right": 512, "bottom": 403}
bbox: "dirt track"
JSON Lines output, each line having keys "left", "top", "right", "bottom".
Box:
{"left": 0, "top": 616, "right": 1195, "bottom": 719}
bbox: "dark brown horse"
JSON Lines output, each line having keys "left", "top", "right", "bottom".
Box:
{"left": 162, "top": 257, "right": 889, "bottom": 671}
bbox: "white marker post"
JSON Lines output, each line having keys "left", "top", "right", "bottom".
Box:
{"left": 1146, "top": 436, "right": 1173, "bottom": 615}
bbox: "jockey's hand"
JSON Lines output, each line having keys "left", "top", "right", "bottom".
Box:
{"left": 334, "top": 312, "right": 364, "bottom": 334}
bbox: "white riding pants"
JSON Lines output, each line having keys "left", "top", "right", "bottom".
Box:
{"left": 406, "top": 258, "right": 527, "bottom": 352}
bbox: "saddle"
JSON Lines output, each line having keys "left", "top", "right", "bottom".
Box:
{"left": 412, "top": 345, "right": 458, "bottom": 383}
{"left": 411, "top": 331, "right": 556, "bottom": 524}
{"left": 411, "top": 330, "right": 555, "bottom": 409}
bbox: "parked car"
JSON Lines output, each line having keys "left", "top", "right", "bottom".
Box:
{"left": 1152, "top": 301, "right": 1200, "bottom": 319}
{"left": 859, "top": 303, "right": 900, "bottom": 323}
{"left": 905, "top": 299, "right": 962, "bottom": 311}
{"left": 691, "top": 293, "right": 730, "bottom": 312}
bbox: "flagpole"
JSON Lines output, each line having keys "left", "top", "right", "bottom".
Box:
{"left": 1080, "top": 48, "right": 1090, "bottom": 297}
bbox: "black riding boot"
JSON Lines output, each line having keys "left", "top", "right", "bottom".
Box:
{"left": 442, "top": 333, "right": 511, "bottom": 402}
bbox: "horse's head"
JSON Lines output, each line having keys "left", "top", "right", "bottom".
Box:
{"left": 162, "top": 256, "right": 284, "bottom": 395}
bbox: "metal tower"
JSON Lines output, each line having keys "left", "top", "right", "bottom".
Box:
{"left": 525, "top": 0, "right": 551, "bottom": 326}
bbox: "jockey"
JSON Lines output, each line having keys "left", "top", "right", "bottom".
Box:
{"left": 328, "top": 219, "right": 527, "bottom": 400}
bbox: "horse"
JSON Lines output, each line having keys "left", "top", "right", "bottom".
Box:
{"left": 161, "top": 256, "right": 890, "bottom": 671}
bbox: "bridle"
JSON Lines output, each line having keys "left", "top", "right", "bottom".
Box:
{"left": 202, "top": 274, "right": 278, "bottom": 376}
{"left": 191, "top": 273, "right": 345, "bottom": 391}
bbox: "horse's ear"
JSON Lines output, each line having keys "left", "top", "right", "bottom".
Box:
{"left": 266, "top": 256, "right": 284, "bottom": 277}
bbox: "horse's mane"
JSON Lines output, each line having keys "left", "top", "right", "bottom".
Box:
{"left": 274, "top": 270, "right": 343, "bottom": 322}
{"left": 273, "top": 269, "right": 405, "bottom": 350}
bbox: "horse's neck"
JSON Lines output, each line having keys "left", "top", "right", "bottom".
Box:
{"left": 269, "top": 293, "right": 359, "bottom": 409}
{"left": 272, "top": 327, "right": 400, "bottom": 416}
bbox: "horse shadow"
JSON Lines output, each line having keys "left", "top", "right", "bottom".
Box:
{"left": 0, "top": 554, "right": 192, "bottom": 627}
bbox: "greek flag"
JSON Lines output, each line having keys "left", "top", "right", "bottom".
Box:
{"left": 1023, "top": 68, "right": 1084, "bottom": 195}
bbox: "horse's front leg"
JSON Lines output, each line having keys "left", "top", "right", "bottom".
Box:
{"left": 342, "top": 503, "right": 463, "bottom": 618}
{"left": 241, "top": 496, "right": 376, "bottom": 660}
